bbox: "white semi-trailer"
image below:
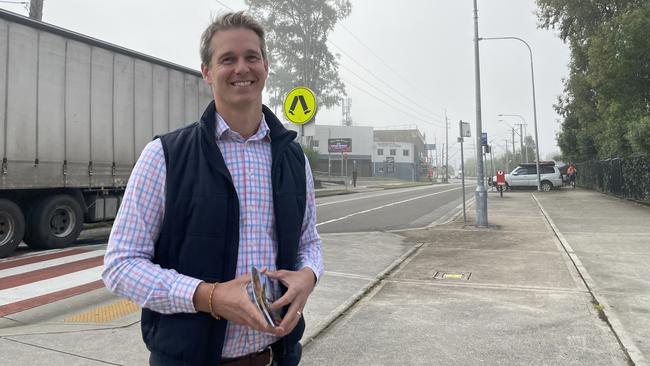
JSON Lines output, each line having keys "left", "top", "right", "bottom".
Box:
{"left": 0, "top": 9, "right": 212, "bottom": 257}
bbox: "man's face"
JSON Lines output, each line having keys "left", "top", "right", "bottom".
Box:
{"left": 201, "top": 28, "right": 269, "bottom": 110}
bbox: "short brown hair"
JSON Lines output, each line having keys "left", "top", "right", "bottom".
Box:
{"left": 200, "top": 11, "right": 267, "bottom": 67}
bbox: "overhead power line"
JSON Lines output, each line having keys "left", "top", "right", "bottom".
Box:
{"left": 329, "top": 40, "right": 445, "bottom": 122}
{"left": 337, "top": 62, "right": 445, "bottom": 126}
{"left": 338, "top": 24, "right": 446, "bottom": 117}
{"left": 344, "top": 78, "right": 444, "bottom": 130}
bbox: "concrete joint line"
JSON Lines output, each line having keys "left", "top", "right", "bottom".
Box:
{"left": 532, "top": 194, "right": 647, "bottom": 366}
{"left": 301, "top": 241, "right": 427, "bottom": 349}
{"left": 384, "top": 278, "right": 590, "bottom": 294}
{"left": 322, "top": 271, "right": 375, "bottom": 281}
{"left": 1, "top": 336, "right": 121, "bottom": 365}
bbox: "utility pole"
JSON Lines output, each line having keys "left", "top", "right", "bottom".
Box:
{"left": 445, "top": 112, "right": 449, "bottom": 183}
{"left": 504, "top": 139, "right": 510, "bottom": 172}
{"left": 472, "top": 0, "right": 488, "bottom": 227}
{"left": 515, "top": 123, "right": 524, "bottom": 163}
{"left": 512, "top": 128, "right": 517, "bottom": 163}
{"left": 435, "top": 135, "right": 439, "bottom": 182}
{"left": 441, "top": 143, "right": 445, "bottom": 180}
{"left": 523, "top": 124, "right": 529, "bottom": 163}
{"left": 29, "top": 0, "right": 44, "bottom": 20}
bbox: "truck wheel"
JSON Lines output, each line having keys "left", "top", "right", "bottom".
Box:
{"left": 24, "top": 195, "right": 83, "bottom": 250}
{"left": 541, "top": 181, "right": 553, "bottom": 192}
{"left": 0, "top": 199, "right": 25, "bottom": 258}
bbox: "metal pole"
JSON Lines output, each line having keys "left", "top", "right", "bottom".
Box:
{"left": 518, "top": 124, "right": 524, "bottom": 163}
{"left": 435, "top": 135, "right": 438, "bottom": 182}
{"left": 445, "top": 113, "right": 449, "bottom": 183}
{"left": 512, "top": 128, "right": 517, "bottom": 163}
{"left": 480, "top": 37, "right": 541, "bottom": 191}
{"left": 459, "top": 132, "right": 467, "bottom": 223}
{"left": 473, "top": 0, "right": 488, "bottom": 227}
{"left": 504, "top": 139, "right": 510, "bottom": 172}
{"left": 524, "top": 124, "right": 529, "bottom": 163}
{"left": 328, "top": 128, "right": 331, "bottom": 176}
{"left": 490, "top": 148, "right": 495, "bottom": 182}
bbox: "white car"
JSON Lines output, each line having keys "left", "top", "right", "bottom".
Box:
{"left": 492, "top": 163, "right": 563, "bottom": 191}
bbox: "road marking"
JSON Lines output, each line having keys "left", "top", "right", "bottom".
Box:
{"left": 0, "top": 266, "right": 104, "bottom": 306}
{"left": 0, "top": 248, "right": 90, "bottom": 269}
{"left": 316, "top": 187, "right": 462, "bottom": 227}
{"left": 316, "top": 183, "right": 459, "bottom": 207}
{"left": 0, "top": 250, "right": 105, "bottom": 278}
{"left": 0, "top": 248, "right": 106, "bottom": 317}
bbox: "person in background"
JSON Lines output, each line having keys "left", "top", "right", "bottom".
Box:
{"left": 567, "top": 163, "right": 577, "bottom": 187}
{"left": 102, "top": 11, "right": 323, "bottom": 366}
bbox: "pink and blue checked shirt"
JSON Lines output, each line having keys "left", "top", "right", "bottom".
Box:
{"left": 102, "top": 112, "right": 323, "bottom": 358}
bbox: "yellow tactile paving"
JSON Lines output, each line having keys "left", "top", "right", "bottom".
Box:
{"left": 65, "top": 299, "right": 140, "bottom": 323}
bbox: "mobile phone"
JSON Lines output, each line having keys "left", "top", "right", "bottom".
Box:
{"left": 250, "top": 266, "right": 281, "bottom": 327}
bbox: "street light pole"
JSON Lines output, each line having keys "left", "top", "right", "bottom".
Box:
{"left": 498, "top": 114, "right": 528, "bottom": 163}
{"left": 481, "top": 37, "right": 541, "bottom": 191}
{"left": 472, "top": 0, "right": 488, "bottom": 227}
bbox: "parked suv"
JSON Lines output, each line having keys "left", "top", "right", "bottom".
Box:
{"left": 491, "top": 163, "right": 562, "bottom": 191}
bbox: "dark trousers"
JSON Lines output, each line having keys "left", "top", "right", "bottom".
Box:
{"left": 149, "top": 342, "right": 302, "bottom": 366}
{"left": 273, "top": 341, "right": 302, "bottom": 366}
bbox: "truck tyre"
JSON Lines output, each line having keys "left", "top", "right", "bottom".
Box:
{"left": 541, "top": 181, "right": 553, "bottom": 192}
{"left": 24, "top": 195, "right": 83, "bottom": 250}
{"left": 0, "top": 199, "right": 25, "bottom": 258}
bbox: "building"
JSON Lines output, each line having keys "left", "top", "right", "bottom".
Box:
{"left": 284, "top": 123, "right": 374, "bottom": 177}
{"left": 373, "top": 128, "right": 427, "bottom": 181}
{"left": 285, "top": 123, "right": 428, "bottom": 181}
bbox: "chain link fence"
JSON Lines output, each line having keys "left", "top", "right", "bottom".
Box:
{"left": 576, "top": 155, "right": 650, "bottom": 203}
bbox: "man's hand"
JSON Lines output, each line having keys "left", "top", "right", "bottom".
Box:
{"left": 266, "top": 267, "right": 316, "bottom": 337}
{"left": 193, "top": 276, "right": 281, "bottom": 335}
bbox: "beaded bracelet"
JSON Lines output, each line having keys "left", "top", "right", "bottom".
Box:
{"left": 208, "top": 282, "right": 221, "bottom": 320}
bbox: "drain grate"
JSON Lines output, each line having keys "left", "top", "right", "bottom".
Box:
{"left": 433, "top": 271, "right": 472, "bottom": 281}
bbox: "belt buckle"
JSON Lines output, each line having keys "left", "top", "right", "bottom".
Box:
{"left": 264, "top": 347, "right": 273, "bottom": 366}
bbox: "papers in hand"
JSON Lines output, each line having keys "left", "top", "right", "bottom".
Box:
{"left": 250, "top": 266, "right": 280, "bottom": 327}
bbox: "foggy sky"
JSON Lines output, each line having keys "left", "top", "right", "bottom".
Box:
{"left": 0, "top": 0, "right": 570, "bottom": 165}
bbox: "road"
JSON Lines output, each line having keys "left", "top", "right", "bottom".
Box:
{"left": 0, "top": 183, "right": 470, "bottom": 321}
{"left": 317, "top": 183, "right": 469, "bottom": 233}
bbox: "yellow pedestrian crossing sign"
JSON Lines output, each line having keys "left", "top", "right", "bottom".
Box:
{"left": 283, "top": 86, "right": 317, "bottom": 125}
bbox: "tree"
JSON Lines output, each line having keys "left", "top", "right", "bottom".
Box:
{"left": 245, "top": 0, "right": 351, "bottom": 118}
{"left": 537, "top": 0, "right": 650, "bottom": 161}
{"left": 29, "top": 0, "right": 44, "bottom": 20}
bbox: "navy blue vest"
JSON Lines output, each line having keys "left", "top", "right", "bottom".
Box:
{"left": 142, "top": 101, "right": 306, "bottom": 365}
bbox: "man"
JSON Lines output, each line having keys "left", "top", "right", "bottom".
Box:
{"left": 102, "top": 11, "right": 322, "bottom": 366}
{"left": 567, "top": 163, "right": 577, "bottom": 187}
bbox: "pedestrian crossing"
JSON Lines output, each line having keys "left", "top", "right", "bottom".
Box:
{"left": 0, "top": 248, "right": 106, "bottom": 317}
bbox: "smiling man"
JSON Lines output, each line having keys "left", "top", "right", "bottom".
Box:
{"left": 102, "top": 11, "right": 323, "bottom": 366}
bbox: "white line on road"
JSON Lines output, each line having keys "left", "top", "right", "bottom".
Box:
{"left": 316, "top": 183, "right": 459, "bottom": 207}
{"left": 0, "top": 250, "right": 106, "bottom": 278}
{"left": 0, "top": 266, "right": 104, "bottom": 306}
{"left": 316, "top": 187, "right": 462, "bottom": 227}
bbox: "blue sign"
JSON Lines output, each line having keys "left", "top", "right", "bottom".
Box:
{"left": 425, "top": 144, "right": 436, "bottom": 151}
{"left": 481, "top": 132, "right": 488, "bottom": 147}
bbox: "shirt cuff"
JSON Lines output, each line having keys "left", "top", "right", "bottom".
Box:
{"left": 169, "top": 274, "right": 203, "bottom": 313}
{"left": 299, "top": 263, "right": 321, "bottom": 286}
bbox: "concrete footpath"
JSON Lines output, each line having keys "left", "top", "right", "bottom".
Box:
{"left": 1, "top": 187, "right": 648, "bottom": 365}
{"left": 303, "top": 188, "right": 649, "bottom": 366}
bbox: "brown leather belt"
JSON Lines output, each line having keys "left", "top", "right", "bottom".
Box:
{"left": 221, "top": 347, "right": 272, "bottom": 366}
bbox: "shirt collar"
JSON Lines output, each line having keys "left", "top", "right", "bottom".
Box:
{"left": 215, "top": 112, "right": 271, "bottom": 142}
